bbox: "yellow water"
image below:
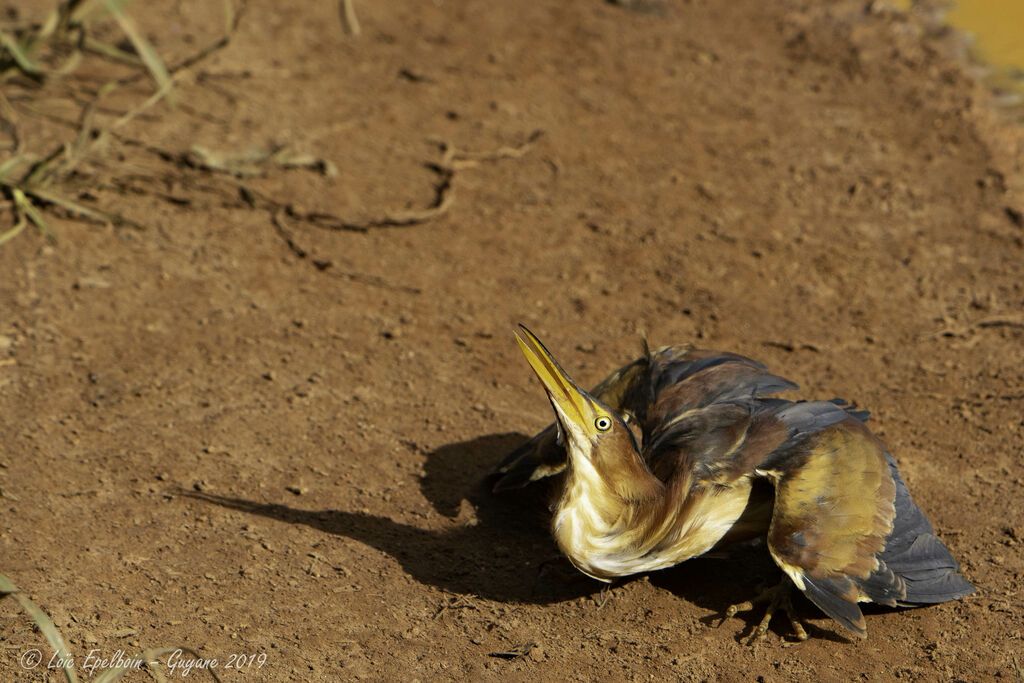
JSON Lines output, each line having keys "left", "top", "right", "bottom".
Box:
{"left": 889, "top": 0, "right": 1024, "bottom": 95}
{"left": 946, "top": 0, "right": 1024, "bottom": 78}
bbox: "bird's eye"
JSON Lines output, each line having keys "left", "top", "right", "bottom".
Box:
{"left": 595, "top": 416, "right": 612, "bottom": 432}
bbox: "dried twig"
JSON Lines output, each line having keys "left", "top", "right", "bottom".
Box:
{"left": 340, "top": 0, "right": 361, "bottom": 36}
{"left": 271, "top": 210, "right": 421, "bottom": 293}
{"left": 432, "top": 595, "right": 478, "bottom": 619}
{"left": 977, "top": 316, "right": 1024, "bottom": 329}
{"left": 923, "top": 314, "right": 1024, "bottom": 341}
{"left": 306, "top": 129, "right": 544, "bottom": 232}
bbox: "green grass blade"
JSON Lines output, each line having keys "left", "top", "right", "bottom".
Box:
{"left": 82, "top": 36, "right": 144, "bottom": 66}
{"left": 27, "top": 187, "right": 145, "bottom": 230}
{"left": 12, "top": 188, "right": 56, "bottom": 242}
{"left": 52, "top": 48, "right": 83, "bottom": 76}
{"left": 0, "top": 573, "right": 79, "bottom": 683}
{"left": 0, "top": 30, "right": 44, "bottom": 76}
{"left": 221, "top": 0, "right": 235, "bottom": 35}
{"left": 37, "top": 5, "right": 61, "bottom": 40}
{"left": 70, "top": 0, "right": 133, "bottom": 25}
{"left": 0, "top": 211, "right": 28, "bottom": 246}
{"left": 28, "top": 187, "right": 108, "bottom": 223}
{"left": 0, "top": 153, "right": 39, "bottom": 182}
{"left": 22, "top": 144, "right": 67, "bottom": 188}
{"left": 104, "top": 0, "right": 174, "bottom": 102}
{"left": 109, "top": 73, "right": 174, "bottom": 132}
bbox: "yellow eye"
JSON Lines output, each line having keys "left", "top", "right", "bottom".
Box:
{"left": 595, "top": 416, "right": 612, "bottom": 432}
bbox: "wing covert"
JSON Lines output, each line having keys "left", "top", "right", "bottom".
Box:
{"left": 760, "top": 416, "right": 897, "bottom": 635}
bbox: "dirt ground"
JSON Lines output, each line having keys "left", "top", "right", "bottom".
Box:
{"left": 1, "top": 0, "right": 1023, "bottom": 680}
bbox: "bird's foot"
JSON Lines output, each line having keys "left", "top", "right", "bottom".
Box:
{"left": 722, "top": 579, "right": 809, "bottom": 645}
{"left": 596, "top": 580, "right": 617, "bottom": 609}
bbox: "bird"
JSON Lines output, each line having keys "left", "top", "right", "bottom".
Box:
{"left": 495, "top": 324, "right": 975, "bottom": 642}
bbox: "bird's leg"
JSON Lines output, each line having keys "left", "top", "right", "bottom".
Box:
{"left": 596, "top": 580, "right": 618, "bottom": 609}
{"left": 723, "top": 578, "right": 809, "bottom": 644}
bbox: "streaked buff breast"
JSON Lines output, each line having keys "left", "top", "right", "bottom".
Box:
{"left": 554, "top": 478, "right": 755, "bottom": 581}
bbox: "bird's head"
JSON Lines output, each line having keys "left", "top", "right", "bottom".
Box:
{"left": 514, "top": 325, "right": 649, "bottom": 496}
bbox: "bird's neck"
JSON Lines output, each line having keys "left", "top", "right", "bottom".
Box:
{"left": 552, "top": 448, "right": 752, "bottom": 581}
{"left": 551, "top": 448, "right": 673, "bottom": 580}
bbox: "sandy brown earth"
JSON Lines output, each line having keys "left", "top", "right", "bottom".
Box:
{"left": 1, "top": 0, "right": 1023, "bottom": 680}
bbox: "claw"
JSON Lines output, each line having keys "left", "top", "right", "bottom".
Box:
{"left": 596, "top": 581, "right": 616, "bottom": 609}
{"left": 722, "top": 579, "right": 809, "bottom": 644}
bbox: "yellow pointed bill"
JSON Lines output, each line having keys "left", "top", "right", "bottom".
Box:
{"left": 514, "top": 324, "right": 591, "bottom": 428}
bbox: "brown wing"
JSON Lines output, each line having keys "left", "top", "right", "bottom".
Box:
{"left": 640, "top": 353, "right": 798, "bottom": 438}
{"left": 759, "top": 416, "right": 895, "bottom": 635}
{"left": 640, "top": 398, "right": 851, "bottom": 541}
{"left": 759, "top": 413, "right": 974, "bottom": 636}
{"left": 493, "top": 345, "right": 797, "bottom": 492}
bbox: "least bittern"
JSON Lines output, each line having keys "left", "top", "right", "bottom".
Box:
{"left": 497, "top": 325, "right": 974, "bottom": 641}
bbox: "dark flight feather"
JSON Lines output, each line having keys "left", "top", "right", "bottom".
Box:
{"left": 879, "top": 454, "right": 975, "bottom": 604}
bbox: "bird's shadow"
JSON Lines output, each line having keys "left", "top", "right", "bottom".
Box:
{"left": 182, "top": 431, "right": 851, "bottom": 641}
{"left": 183, "top": 433, "right": 591, "bottom": 603}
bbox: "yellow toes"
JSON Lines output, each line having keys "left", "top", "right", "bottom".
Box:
{"left": 721, "top": 579, "right": 808, "bottom": 645}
